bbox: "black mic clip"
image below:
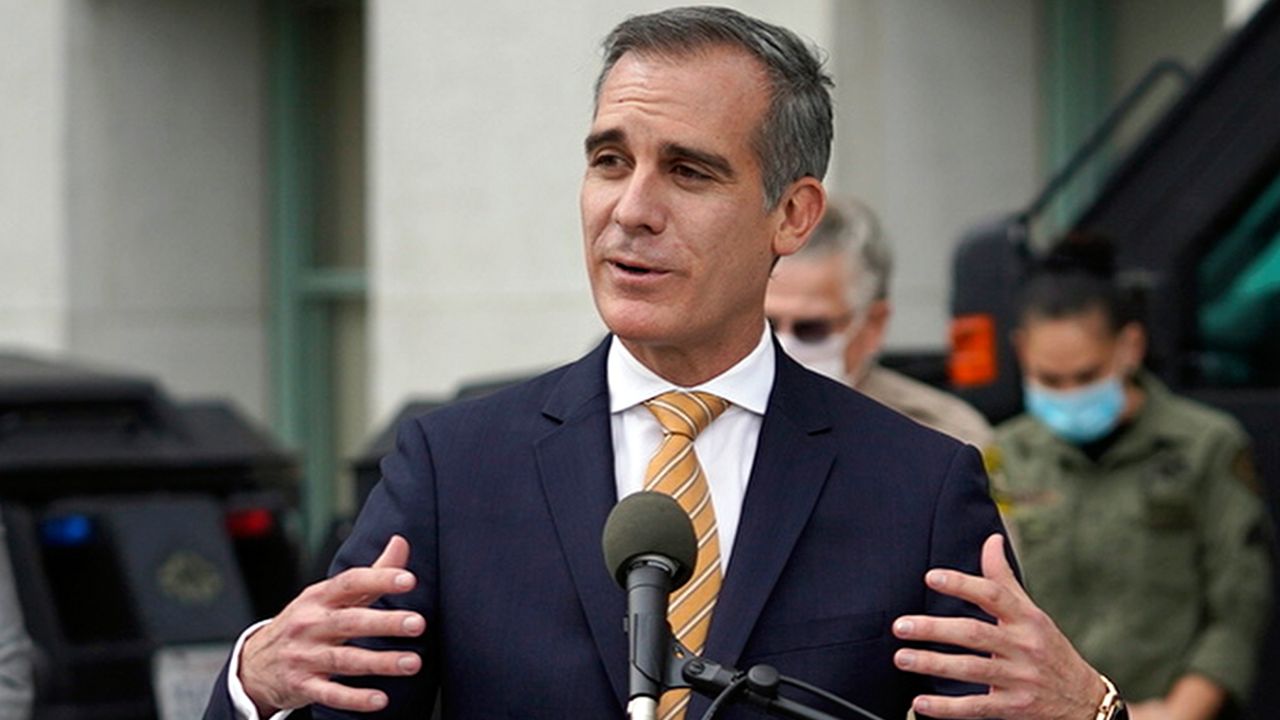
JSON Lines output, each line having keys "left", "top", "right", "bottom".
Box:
{"left": 662, "top": 640, "right": 843, "bottom": 720}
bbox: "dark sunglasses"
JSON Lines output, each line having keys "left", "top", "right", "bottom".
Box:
{"left": 768, "top": 315, "right": 850, "bottom": 344}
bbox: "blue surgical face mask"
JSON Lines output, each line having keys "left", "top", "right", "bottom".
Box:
{"left": 1023, "top": 375, "right": 1126, "bottom": 444}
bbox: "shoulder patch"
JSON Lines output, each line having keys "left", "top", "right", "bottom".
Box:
{"left": 981, "top": 444, "right": 1002, "bottom": 476}
{"left": 981, "top": 444, "right": 1012, "bottom": 511}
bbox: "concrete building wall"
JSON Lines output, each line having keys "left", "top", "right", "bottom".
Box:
{"left": 0, "top": 0, "right": 69, "bottom": 352}
{"left": 831, "top": 0, "right": 1040, "bottom": 351}
{"left": 62, "top": 0, "right": 270, "bottom": 421}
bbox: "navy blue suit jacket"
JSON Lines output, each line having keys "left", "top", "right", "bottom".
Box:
{"left": 206, "top": 337, "right": 1007, "bottom": 719}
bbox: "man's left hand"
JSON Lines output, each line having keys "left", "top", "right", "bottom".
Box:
{"left": 891, "top": 533, "right": 1105, "bottom": 720}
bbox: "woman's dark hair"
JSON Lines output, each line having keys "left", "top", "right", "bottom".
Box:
{"left": 1015, "top": 233, "right": 1136, "bottom": 334}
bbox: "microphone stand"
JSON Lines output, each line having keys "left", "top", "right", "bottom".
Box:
{"left": 659, "top": 640, "right": 844, "bottom": 720}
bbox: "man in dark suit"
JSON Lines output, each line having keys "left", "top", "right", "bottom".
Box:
{"left": 208, "top": 7, "right": 1118, "bottom": 720}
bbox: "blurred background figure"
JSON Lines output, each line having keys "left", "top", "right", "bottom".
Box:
{"left": 0, "top": 515, "right": 32, "bottom": 720}
{"left": 992, "top": 237, "right": 1273, "bottom": 720}
{"left": 766, "top": 197, "right": 993, "bottom": 448}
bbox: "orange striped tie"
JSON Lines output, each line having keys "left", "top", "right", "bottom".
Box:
{"left": 642, "top": 390, "right": 730, "bottom": 720}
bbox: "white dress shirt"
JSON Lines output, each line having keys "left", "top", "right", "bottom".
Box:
{"left": 229, "top": 326, "right": 775, "bottom": 718}
{"left": 607, "top": 326, "right": 773, "bottom": 570}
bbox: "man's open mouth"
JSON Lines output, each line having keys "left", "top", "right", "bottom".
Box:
{"left": 612, "top": 260, "right": 662, "bottom": 276}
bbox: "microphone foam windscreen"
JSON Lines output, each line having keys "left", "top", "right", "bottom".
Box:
{"left": 602, "top": 491, "right": 698, "bottom": 590}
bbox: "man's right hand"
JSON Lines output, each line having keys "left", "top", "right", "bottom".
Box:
{"left": 892, "top": 534, "right": 1104, "bottom": 720}
{"left": 239, "top": 535, "right": 426, "bottom": 715}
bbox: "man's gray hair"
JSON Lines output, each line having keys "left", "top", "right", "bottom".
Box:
{"left": 796, "top": 197, "right": 893, "bottom": 315}
{"left": 595, "top": 6, "right": 834, "bottom": 210}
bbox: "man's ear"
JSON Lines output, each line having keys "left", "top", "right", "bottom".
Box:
{"left": 846, "top": 299, "right": 891, "bottom": 376}
{"left": 772, "top": 178, "right": 826, "bottom": 258}
{"left": 858, "top": 300, "right": 891, "bottom": 353}
{"left": 1116, "top": 321, "right": 1146, "bottom": 375}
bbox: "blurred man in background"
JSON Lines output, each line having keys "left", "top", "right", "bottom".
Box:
{"left": 765, "top": 197, "right": 992, "bottom": 447}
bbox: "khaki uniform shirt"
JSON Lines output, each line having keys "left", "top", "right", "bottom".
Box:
{"left": 992, "top": 372, "right": 1272, "bottom": 704}
{"left": 857, "top": 364, "right": 993, "bottom": 449}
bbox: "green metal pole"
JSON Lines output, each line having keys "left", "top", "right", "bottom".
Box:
{"left": 271, "top": 0, "right": 368, "bottom": 553}
{"left": 302, "top": 302, "right": 336, "bottom": 551}
{"left": 272, "top": 0, "right": 337, "bottom": 551}
{"left": 270, "top": 0, "right": 304, "bottom": 451}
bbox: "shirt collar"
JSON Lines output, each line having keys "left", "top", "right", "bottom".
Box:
{"left": 607, "top": 324, "right": 774, "bottom": 416}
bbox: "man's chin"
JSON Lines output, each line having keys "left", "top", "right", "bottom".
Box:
{"left": 604, "top": 320, "right": 673, "bottom": 347}
{"left": 596, "top": 297, "right": 673, "bottom": 339}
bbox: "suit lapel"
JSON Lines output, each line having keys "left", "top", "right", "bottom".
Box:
{"left": 703, "top": 345, "right": 836, "bottom": 668}
{"left": 533, "top": 339, "right": 628, "bottom": 707}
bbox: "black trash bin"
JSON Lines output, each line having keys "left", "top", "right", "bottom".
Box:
{"left": 0, "top": 352, "right": 302, "bottom": 720}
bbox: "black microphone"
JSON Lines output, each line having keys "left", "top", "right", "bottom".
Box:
{"left": 603, "top": 491, "right": 698, "bottom": 720}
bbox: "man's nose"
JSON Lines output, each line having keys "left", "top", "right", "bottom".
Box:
{"left": 612, "top": 167, "right": 667, "bottom": 235}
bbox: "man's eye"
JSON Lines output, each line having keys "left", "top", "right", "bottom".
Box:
{"left": 590, "top": 153, "right": 625, "bottom": 169}
{"left": 673, "top": 164, "right": 711, "bottom": 181}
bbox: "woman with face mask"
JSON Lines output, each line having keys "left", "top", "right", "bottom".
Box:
{"left": 991, "top": 237, "right": 1272, "bottom": 720}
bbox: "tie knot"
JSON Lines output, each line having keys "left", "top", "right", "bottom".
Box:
{"left": 644, "top": 391, "right": 730, "bottom": 439}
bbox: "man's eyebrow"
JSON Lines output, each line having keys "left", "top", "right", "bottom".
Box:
{"left": 664, "top": 143, "right": 735, "bottom": 179}
{"left": 584, "top": 128, "right": 625, "bottom": 155}
{"left": 583, "top": 131, "right": 735, "bottom": 179}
